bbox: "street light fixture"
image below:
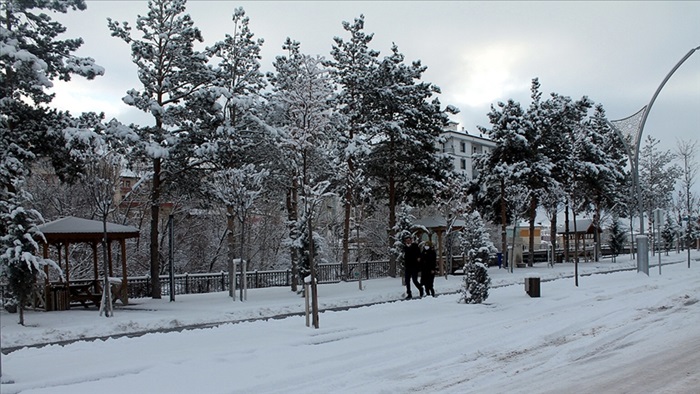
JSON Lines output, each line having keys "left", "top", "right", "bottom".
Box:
{"left": 608, "top": 45, "right": 700, "bottom": 274}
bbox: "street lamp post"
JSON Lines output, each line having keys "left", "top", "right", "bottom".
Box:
{"left": 608, "top": 45, "right": 699, "bottom": 275}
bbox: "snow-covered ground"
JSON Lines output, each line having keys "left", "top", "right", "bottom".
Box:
{"left": 2, "top": 251, "right": 699, "bottom": 393}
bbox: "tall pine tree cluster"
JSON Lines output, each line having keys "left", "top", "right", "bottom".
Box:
{"left": 2, "top": 1, "right": 458, "bottom": 312}
{"left": 1, "top": 0, "right": 105, "bottom": 323}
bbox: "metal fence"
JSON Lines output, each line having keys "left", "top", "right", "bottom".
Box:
{"left": 126, "top": 260, "right": 391, "bottom": 298}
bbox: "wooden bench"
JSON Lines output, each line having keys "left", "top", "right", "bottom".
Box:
{"left": 69, "top": 281, "right": 102, "bottom": 309}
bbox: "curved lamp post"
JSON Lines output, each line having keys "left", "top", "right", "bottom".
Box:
{"left": 608, "top": 46, "right": 699, "bottom": 273}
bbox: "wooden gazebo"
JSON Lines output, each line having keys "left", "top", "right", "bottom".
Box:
{"left": 413, "top": 216, "right": 465, "bottom": 275}
{"left": 37, "top": 216, "right": 140, "bottom": 311}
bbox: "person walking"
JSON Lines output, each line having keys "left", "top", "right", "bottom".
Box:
{"left": 421, "top": 241, "right": 437, "bottom": 297}
{"left": 402, "top": 235, "right": 423, "bottom": 299}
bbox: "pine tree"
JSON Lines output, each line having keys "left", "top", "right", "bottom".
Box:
{"left": 460, "top": 211, "right": 497, "bottom": 266}
{"left": 362, "top": 44, "right": 456, "bottom": 278}
{"left": 326, "top": 15, "right": 379, "bottom": 280}
{"left": 661, "top": 216, "right": 677, "bottom": 255}
{"left": 199, "top": 7, "right": 267, "bottom": 299}
{"left": 265, "top": 38, "right": 338, "bottom": 291}
{"left": 1, "top": 0, "right": 103, "bottom": 323}
{"left": 108, "top": 0, "right": 216, "bottom": 298}
{"left": 574, "top": 104, "right": 627, "bottom": 261}
{"left": 462, "top": 263, "right": 491, "bottom": 304}
{"left": 607, "top": 217, "right": 627, "bottom": 262}
{"left": 538, "top": 92, "right": 591, "bottom": 264}
{"left": 473, "top": 99, "right": 529, "bottom": 262}
{"left": 459, "top": 211, "right": 494, "bottom": 304}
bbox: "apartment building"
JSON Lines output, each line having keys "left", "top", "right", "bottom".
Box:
{"left": 439, "top": 121, "right": 495, "bottom": 179}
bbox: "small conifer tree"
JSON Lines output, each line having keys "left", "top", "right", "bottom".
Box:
{"left": 460, "top": 211, "right": 495, "bottom": 304}
{"left": 462, "top": 263, "right": 491, "bottom": 304}
{"left": 607, "top": 217, "right": 627, "bottom": 262}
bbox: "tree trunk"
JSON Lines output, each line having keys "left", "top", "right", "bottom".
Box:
{"left": 388, "top": 171, "right": 397, "bottom": 278}
{"left": 564, "top": 199, "right": 570, "bottom": 263}
{"left": 150, "top": 157, "right": 162, "bottom": 299}
{"left": 227, "top": 205, "right": 236, "bottom": 299}
{"left": 500, "top": 179, "right": 508, "bottom": 268}
{"left": 528, "top": 195, "right": 537, "bottom": 267}
{"left": 341, "top": 186, "right": 351, "bottom": 281}
{"left": 550, "top": 206, "right": 558, "bottom": 266}
{"left": 309, "top": 213, "right": 319, "bottom": 328}
{"left": 286, "top": 185, "right": 299, "bottom": 292}
{"left": 572, "top": 207, "right": 579, "bottom": 287}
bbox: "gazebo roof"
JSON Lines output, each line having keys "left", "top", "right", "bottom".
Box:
{"left": 413, "top": 216, "right": 466, "bottom": 231}
{"left": 557, "top": 219, "right": 602, "bottom": 234}
{"left": 37, "top": 216, "right": 140, "bottom": 244}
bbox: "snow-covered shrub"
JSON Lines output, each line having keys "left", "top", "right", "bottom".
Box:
{"left": 461, "top": 262, "right": 491, "bottom": 304}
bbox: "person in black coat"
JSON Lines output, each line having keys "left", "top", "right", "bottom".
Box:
{"left": 421, "top": 241, "right": 437, "bottom": 297}
{"left": 402, "top": 235, "right": 423, "bottom": 299}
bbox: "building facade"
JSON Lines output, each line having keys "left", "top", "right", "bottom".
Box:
{"left": 439, "top": 121, "right": 495, "bottom": 179}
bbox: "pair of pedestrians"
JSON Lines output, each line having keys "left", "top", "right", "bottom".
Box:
{"left": 402, "top": 235, "right": 437, "bottom": 299}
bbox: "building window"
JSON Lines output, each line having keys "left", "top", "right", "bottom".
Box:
{"left": 460, "top": 159, "right": 466, "bottom": 170}
{"left": 460, "top": 142, "right": 466, "bottom": 153}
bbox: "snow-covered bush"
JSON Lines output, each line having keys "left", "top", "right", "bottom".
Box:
{"left": 461, "top": 262, "right": 491, "bottom": 304}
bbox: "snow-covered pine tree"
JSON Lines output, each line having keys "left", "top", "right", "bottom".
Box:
{"left": 462, "top": 264, "right": 491, "bottom": 304}
{"left": 538, "top": 92, "right": 591, "bottom": 264}
{"left": 108, "top": 0, "right": 217, "bottom": 298}
{"left": 661, "top": 216, "right": 678, "bottom": 255}
{"left": 362, "top": 44, "right": 457, "bottom": 278}
{"left": 459, "top": 211, "right": 495, "bottom": 304}
{"left": 208, "top": 164, "right": 268, "bottom": 300}
{"left": 575, "top": 104, "right": 627, "bottom": 261}
{"left": 473, "top": 99, "right": 529, "bottom": 261}
{"left": 460, "top": 211, "right": 497, "bottom": 267}
{"left": 326, "top": 15, "right": 379, "bottom": 280}
{"left": 607, "top": 216, "right": 627, "bottom": 262}
{"left": 1, "top": 0, "right": 103, "bottom": 323}
{"left": 434, "top": 173, "right": 472, "bottom": 275}
{"left": 197, "top": 7, "right": 267, "bottom": 299}
{"left": 265, "top": 38, "right": 338, "bottom": 291}
{"left": 518, "top": 79, "right": 551, "bottom": 266}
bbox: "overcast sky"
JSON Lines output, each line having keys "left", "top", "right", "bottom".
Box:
{"left": 51, "top": 1, "right": 699, "bottom": 156}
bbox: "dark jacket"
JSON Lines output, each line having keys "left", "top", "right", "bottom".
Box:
{"left": 403, "top": 242, "right": 421, "bottom": 273}
{"left": 421, "top": 247, "right": 437, "bottom": 276}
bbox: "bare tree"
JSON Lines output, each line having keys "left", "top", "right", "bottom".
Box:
{"left": 676, "top": 139, "right": 699, "bottom": 266}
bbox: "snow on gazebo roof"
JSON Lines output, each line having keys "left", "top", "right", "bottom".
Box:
{"left": 556, "top": 219, "right": 602, "bottom": 234}
{"left": 37, "top": 216, "right": 140, "bottom": 244}
{"left": 413, "top": 216, "right": 466, "bottom": 231}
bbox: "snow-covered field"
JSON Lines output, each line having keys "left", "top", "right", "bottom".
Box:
{"left": 2, "top": 251, "right": 699, "bottom": 393}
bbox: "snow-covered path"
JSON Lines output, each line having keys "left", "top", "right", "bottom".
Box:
{"left": 2, "top": 254, "right": 699, "bottom": 393}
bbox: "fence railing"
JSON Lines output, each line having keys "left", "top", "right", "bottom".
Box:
{"left": 126, "top": 260, "right": 392, "bottom": 299}
{"left": 0, "top": 247, "right": 636, "bottom": 303}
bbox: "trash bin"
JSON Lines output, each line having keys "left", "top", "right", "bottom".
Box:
{"left": 497, "top": 252, "right": 503, "bottom": 269}
{"left": 525, "top": 277, "right": 540, "bottom": 297}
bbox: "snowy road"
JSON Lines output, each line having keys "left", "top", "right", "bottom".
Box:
{"left": 2, "top": 259, "right": 699, "bottom": 393}
{"left": 550, "top": 335, "right": 700, "bottom": 394}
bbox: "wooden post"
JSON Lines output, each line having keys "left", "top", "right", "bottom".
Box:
{"left": 437, "top": 231, "right": 445, "bottom": 276}
{"left": 120, "top": 239, "right": 129, "bottom": 305}
{"left": 92, "top": 242, "right": 99, "bottom": 293}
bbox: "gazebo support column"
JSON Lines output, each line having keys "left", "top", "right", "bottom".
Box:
{"left": 437, "top": 231, "right": 445, "bottom": 276}
{"left": 92, "top": 241, "right": 99, "bottom": 293}
{"left": 120, "top": 239, "right": 129, "bottom": 305}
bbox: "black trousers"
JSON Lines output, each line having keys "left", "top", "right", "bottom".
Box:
{"left": 405, "top": 269, "right": 422, "bottom": 296}
{"left": 422, "top": 273, "right": 435, "bottom": 295}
